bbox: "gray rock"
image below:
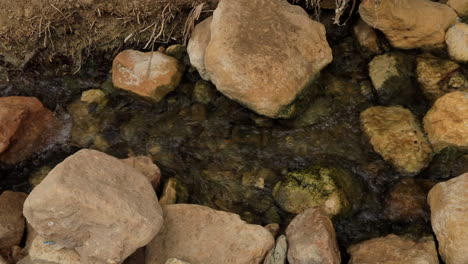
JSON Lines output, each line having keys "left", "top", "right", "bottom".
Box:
{"left": 263, "top": 235, "right": 287, "bottom": 264}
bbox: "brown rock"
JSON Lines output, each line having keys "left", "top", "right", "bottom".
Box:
{"left": 359, "top": 0, "right": 457, "bottom": 49}
{"left": 187, "top": 17, "right": 212, "bottom": 81}
{"left": 121, "top": 156, "right": 161, "bottom": 189}
{"left": 353, "top": 19, "right": 381, "bottom": 54}
{"left": 423, "top": 91, "right": 468, "bottom": 151}
{"left": 0, "top": 96, "right": 59, "bottom": 164}
{"left": 445, "top": 23, "right": 468, "bottom": 62}
{"left": 427, "top": 173, "right": 468, "bottom": 264}
{"left": 0, "top": 191, "right": 27, "bottom": 256}
{"left": 447, "top": 0, "right": 468, "bottom": 16}
{"left": 145, "top": 204, "right": 274, "bottom": 264}
{"left": 348, "top": 234, "right": 439, "bottom": 264}
{"left": 27, "top": 235, "right": 80, "bottom": 264}
{"left": 23, "top": 149, "right": 163, "bottom": 264}
{"left": 112, "top": 50, "right": 183, "bottom": 101}
{"left": 361, "top": 106, "right": 433, "bottom": 175}
{"left": 285, "top": 207, "right": 340, "bottom": 264}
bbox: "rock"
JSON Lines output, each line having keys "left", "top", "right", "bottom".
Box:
{"left": 164, "top": 45, "right": 187, "bottom": 61}
{"left": 286, "top": 207, "right": 340, "bottom": 264}
{"left": 425, "top": 147, "right": 468, "bottom": 180}
{"left": 427, "top": 173, "right": 468, "bottom": 264}
{"left": 158, "top": 178, "right": 189, "bottom": 205}
{"left": 0, "top": 96, "right": 59, "bottom": 164}
{"left": 264, "top": 224, "right": 280, "bottom": 237}
{"left": 27, "top": 235, "right": 80, "bottom": 264}
{"left": 0, "top": 191, "right": 27, "bottom": 256}
{"left": 348, "top": 234, "right": 439, "bottom": 264}
{"left": 273, "top": 166, "right": 361, "bottom": 216}
{"left": 190, "top": 0, "right": 333, "bottom": 118}
{"left": 112, "top": 50, "right": 183, "bottom": 101}
{"left": 23, "top": 149, "right": 163, "bottom": 264}
{"left": 361, "top": 106, "right": 433, "bottom": 175}
{"left": 81, "top": 89, "right": 107, "bottom": 107}
{"left": 359, "top": 0, "right": 458, "bottom": 49}
{"left": 165, "top": 259, "right": 190, "bottom": 264}
{"left": 416, "top": 55, "right": 467, "bottom": 101}
{"left": 368, "top": 53, "right": 416, "bottom": 105}
{"left": 423, "top": 91, "right": 468, "bottom": 151}
{"left": 0, "top": 256, "right": 6, "bottom": 264}
{"left": 187, "top": 16, "right": 212, "bottom": 81}
{"left": 121, "top": 156, "right": 161, "bottom": 189}
{"left": 353, "top": 19, "right": 381, "bottom": 55}
{"left": 447, "top": 0, "right": 468, "bottom": 16}
{"left": 192, "top": 80, "right": 216, "bottom": 104}
{"left": 446, "top": 23, "right": 468, "bottom": 62}
{"left": 263, "top": 235, "right": 287, "bottom": 264}
{"left": 145, "top": 204, "right": 274, "bottom": 264}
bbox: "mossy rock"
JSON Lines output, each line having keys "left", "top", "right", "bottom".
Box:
{"left": 273, "top": 166, "right": 362, "bottom": 216}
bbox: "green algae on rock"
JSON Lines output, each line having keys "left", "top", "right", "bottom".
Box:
{"left": 272, "top": 166, "right": 362, "bottom": 216}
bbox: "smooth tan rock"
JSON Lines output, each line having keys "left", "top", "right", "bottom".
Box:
{"left": 0, "top": 191, "right": 27, "bottom": 255}
{"left": 423, "top": 91, "right": 468, "bottom": 151}
{"left": 187, "top": 17, "right": 212, "bottom": 81}
{"left": 112, "top": 50, "right": 183, "bottom": 101}
{"left": 446, "top": 23, "right": 468, "bottom": 62}
{"left": 427, "top": 173, "right": 468, "bottom": 264}
{"left": 416, "top": 55, "right": 467, "bottom": 101}
{"left": 263, "top": 235, "right": 287, "bottom": 264}
{"left": 348, "top": 234, "right": 439, "bottom": 264}
{"left": 359, "top": 0, "right": 457, "bottom": 49}
{"left": 23, "top": 149, "right": 163, "bottom": 264}
{"left": 121, "top": 156, "right": 161, "bottom": 189}
{"left": 447, "top": 0, "right": 468, "bottom": 16}
{"left": 145, "top": 204, "right": 274, "bottom": 264}
{"left": 28, "top": 235, "right": 80, "bottom": 264}
{"left": 0, "top": 96, "right": 59, "bottom": 164}
{"left": 286, "top": 207, "right": 340, "bottom": 264}
{"left": 81, "top": 89, "right": 107, "bottom": 106}
{"left": 361, "top": 106, "right": 433, "bottom": 175}
{"left": 353, "top": 19, "right": 381, "bottom": 54}
{"left": 202, "top": 0, "right": 332, "bottom": 118}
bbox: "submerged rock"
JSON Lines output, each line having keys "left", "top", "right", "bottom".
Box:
{"left": 0, "top": 191, "right": 27, "bottom": 257}
{"left": 445, "top": 23, "right": 468, "bottom": 62}
{"left": 23, "top": 149, "right": 163, "bottom": 264}
{"left": 0, "top": 96, "right": 59, "bottom": 164}
{"left": 427, "top": 173, "right": 468, "bottom": 264}
{"left": 425, "top": 147, "right": 468, "bottom": 180}
{"left": 80, "top": 89, "right": 107, "bottom": 106}
{"left": 347, "top": 234, "right": 439, "bottom": 264}
{"left": 145, "top": 204, "right": 274, "bottom": 264}
{"left": 272, "top": 166, "right": 361, "bottom": 216}
{"left": 359, "top": 0, "right": 457, "bottom": 49}
{"left": 121, "top": 156, "right": 161, "bottom": 189}
{"left": 361, "top": 106, "right": 433, "bottom": 175}
{"left": 192, "top": 80, "right": 216, "bottom": 104}
{"left": 423, "top": 91, "right": 468, "bottom": 151}
{"left": 353, "top": 19, "right": 382, "bottom": 55}
{"left": 112, "top": 50, "right": 183, "bottom": 101}
{"left": 286, "top": 207, "right": 341, "bottom": 264}
{"left": 263, "top": 235, "right": 287, "bottom": 264}
{"left": 188, "top": 0, "right": 333, "bottom": 118}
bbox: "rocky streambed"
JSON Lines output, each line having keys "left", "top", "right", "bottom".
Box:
{"left": 0, "top": 0, "right": 468, "bottom": 263}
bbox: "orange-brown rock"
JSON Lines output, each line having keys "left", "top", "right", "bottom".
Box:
{"left": 359, "top": 0, "right": 458, "bottom": 49}
{"left": 121, "top": 156, "right": 161, "bottom": 189}
{"left": 112, "top": 50, "right": 183, "bottom": 101}
{"left": 348, "top": 234, "right": 439, "bottom": 264}
{"left": 423, "top": 91, "right": 468, "bottom": 151}
{"left": 0, "top": 191, "right": 27, "bottom": 257}
{"left": 0, "top": 96, "right": 59, "bottom": 164}
{"left": 427, "top": 173, "right": 468, "bottom": 264}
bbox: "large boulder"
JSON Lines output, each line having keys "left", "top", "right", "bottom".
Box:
{"left": 23, "top": 149, "right": 163, "bottom": 264}
{"left": 112, "top": 50, "right": 183, "bottom": 101}
{"left": 0, "top": 191, "right": 27, "bottom": 257}
{"left": 359, "top": 0, "right": 458, "bottom": 49}
{"left": 445, "top": 23, "right": 468, "bottom": 62}
{"left": 285, "top": 207, "right": 341, "bottom": 264}
{"left": 0, "top": 96, "right": 59, "bottom": 164}
{"left": 361, "top": 106, "right": 433, "bottom": 175}
{"left": 348, "top": 234, "right": 439, "bottom": 264}
{"left": 427, "top": 173, "right": 468, "bottom": 264}
{"left": 423, "top": 91, "right": 468, "bottom": 151}
{"left": 188, "top": 0, "right": 333, "bottom": 118}
{"left": 145, "top": 204, "right": 274, "bottom": 264}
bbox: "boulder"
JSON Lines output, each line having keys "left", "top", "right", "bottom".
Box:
{"left": 286, "top": 207, "right": 340, "bottom": 264}
{"left": 368, "top": 53, "right": 416, "bottom": 105}
{"left": 121, "top": 156, "right": 161, "bottom": 189}
{"left": 0, "top": 191, "right": 27, "bottom": 256}
{"left": 0, "top": 96, "right": 59, "bottom": 164}
{"left": 361, "top": 106, "right": 433, "bottom": 175}
{"left": 353, "top": 19, "right": 381, "bottom": 55}
{"left": 112, "top": 50, "right": 183, "bottom": 101}
{"left": 427, "top": 173, "right": 468, "bottom": 264}
{"left": 446, "top": 23, "right": 468, "bottom": 62}
{"left": 273, "top": 166, "right": 361, "bottom": 216}
{"left": 359, "top": 0, "right": 458, "bottom": 49}
{"left": 187, "top": 17, "right": 212, "bottom": 81}
{"left": 145, "top": 204, "right": 274, "bottom": 264}
{"left": 23, "top": 149, "right": 163, "bottom": 264}
{"left": 188, "top": 0, "right": 333, "bottom": 118}
{"left": 447, "top": 0, "right": 468, "bottom": 16}
{"left": 423, "top": 91, "right": 468, "bottom": 151}
{"left": 348, "top": 234, "right": 439, "bottom": 264}
{"left": 416, "top": 55, "right": 467, "bottom": 102}
{"left": 263, "top": 235, "right": 287, "bottom": 264}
